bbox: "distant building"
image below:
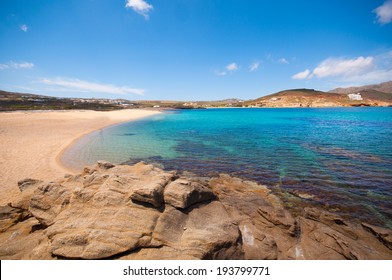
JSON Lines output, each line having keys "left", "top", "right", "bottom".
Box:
{"left": 183, "top": 102, "right": 198, "bottom": 107}
{"left": 348, "top": 93, "right": 363, "bottom": 101}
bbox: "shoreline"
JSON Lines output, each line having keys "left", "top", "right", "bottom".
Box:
{"left": 0, "top": 109, "right": 161, "bottom": 205}
{"left": 55, "top": 113, "right": 157, "bottom": 173}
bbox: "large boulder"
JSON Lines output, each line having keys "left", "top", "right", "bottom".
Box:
{"left": 131, "top": 174, "right": 174, "bottom": 207}
{"left": 29, "top": 183, "right": 73, "bottom": 227}
{"left": 28, "top": 162, "right": 170, "bottom": 259}
{"left": 152, "top": 201, "right": 242, "bottom": 259}
{"left": 45, "top": 204, "right": 160, "bottom": 259}
{"left": 9, "top": 178, "right": 44, "bottom": 211}
{"left": 164, "top": 179, "right": 215, "bottom": 209}
{"left": 210, "top": 174, "right": 297, "bottom": 259}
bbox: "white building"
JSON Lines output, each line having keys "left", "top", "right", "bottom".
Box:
{"left": 348, "top": 93, "right": 363, "bottom": 101}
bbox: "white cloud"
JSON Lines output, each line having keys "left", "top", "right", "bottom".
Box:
{"left": 344, "top": 68, "right": 392, "bottom": 84}
{"left": 226, "top": 63, "right": 238, "bottom": 71}
{"left": 0, "top": 61, "right": 34, "bottom": 70}
{"left": 373, "top": 0, "right": 392, "bottom": 25}
{"left": 214, "top": 62, "right": 239, "bottom": 76}
{"left": 125, "top": 0, "right": 153, "bottom": 19}
{"left": 292, "top": 52, "right": 392, "bottom": 84}
{"left": 37, "top": 77, "right": 145, "bottom": 95}
{"left": 215, "top": 62, "right": 239, "bottom": 76}
{"left": 265, "top": 54, "right": 290, "bottom": 64}
{"left": 249, "top": 61, "right": 260, "bottom": 72}
{"left": 20, "top": 24, "right": 28, "bottom": 32}
{"left": 278, "top": 58, "right": 289, "bottom": 64}
{"left": 312, "top": 56, "right": 374, "bottom": 78}
{"left": 10, "top": 61, "right": 34, "bottom": 69}
{"left": 215, "top": 71, "right": 227, "bottom": 76}
{"left": 292, "top": 69, "right": 311, "bottom": 80}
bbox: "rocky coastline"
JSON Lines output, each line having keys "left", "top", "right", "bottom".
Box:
{"left": 0, "top": 161, "right": 391, "bottom": 260}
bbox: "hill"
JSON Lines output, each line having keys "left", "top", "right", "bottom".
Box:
{"left": 244, "top": 88, "right": 392, "bottom": 108}
{"left": 0, "top": 90, "right": 137, "bottom": 111}
{"left": 330, "top": 81, "right": 392, "bottom": 94}
{"left": 2, "top": 86, "right": 392, "bottom": 111}
{"left": 0, "top": 90, "right": 244, "bottom": 111}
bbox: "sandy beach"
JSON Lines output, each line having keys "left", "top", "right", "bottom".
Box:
{"left": 0, "top": 109, "right": 160, "bottom": 205}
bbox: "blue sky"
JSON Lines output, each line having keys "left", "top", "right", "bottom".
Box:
{"left": 0, "top": 0, "right": 392, "bottom": 100}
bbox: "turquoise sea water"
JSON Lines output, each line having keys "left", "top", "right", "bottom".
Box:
{"left": 62, "top": 108, "right": 392, "bottom": 228}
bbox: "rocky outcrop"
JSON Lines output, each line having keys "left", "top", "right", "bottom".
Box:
{"left": 0, "top": 162, "right": 391, "bottom": 260}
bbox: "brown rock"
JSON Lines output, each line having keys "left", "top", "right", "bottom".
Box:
{"left": 152, "top": 201, "right": 242, "bottom": 259}
{"left": 1, "top": 162, "right": 391, "bottom": 260}
{"left": 23, "top": 162, "right": 178, "bottom": 259}
{"left": 9, "top": 191, "right": 35, "bottom": 211}
{"left": 304, "top": 207, "right": 358, "bottom": 240}
{"left": 210, "top": 174, "right": 297, "bottom": 259}
{"left": 151, "top": 205, "right": 189, "bottom": 247}
{"left": 295, "top": 217, "right": 354, "bottom": 259}
{"left": 97, "top": 160, "right": 115, "bottom": 170}
{"left": 0, "top": 217, "right": 52, "bottom": 260}
{"left": 362, "top": 222, "right": 392, "bottom": 250}
{"left": 29, "top": 182, "right": 72, "bottom": 226}
{"left": 239, "top": 222, "right": 278, "bottom": 260}
{"left": 164, "top": 179, "right": 215, "bottom": 209}
{"left": 0, "top": 205, "right": 31, "bottom": 233}
{"left": 45, "top": 205, "right": 160, "bottom": 259}
{"left": 131, "top": 174, "right": 174, "bottom": 207}
{"left": 83, "top": 166, "right": 97, "bottom": 175}
{"left": 9, "top": 178, "right": 45, "bottom": 211}
{"left": 295, "top": 215, "right": 392, "bottom": 260}
{"left": 82, "top": 172, "right": 109, "bottom": 188}
{"left": 17, "top": 178, "right": 43, "bottom": 192}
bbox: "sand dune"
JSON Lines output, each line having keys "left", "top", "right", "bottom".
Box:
{"left": 0, "top": 109, "right": 160, "bottom": 205}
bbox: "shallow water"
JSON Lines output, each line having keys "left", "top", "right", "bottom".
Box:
{"left": 62, "top": 108, "right": 392, "bottom": 228}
